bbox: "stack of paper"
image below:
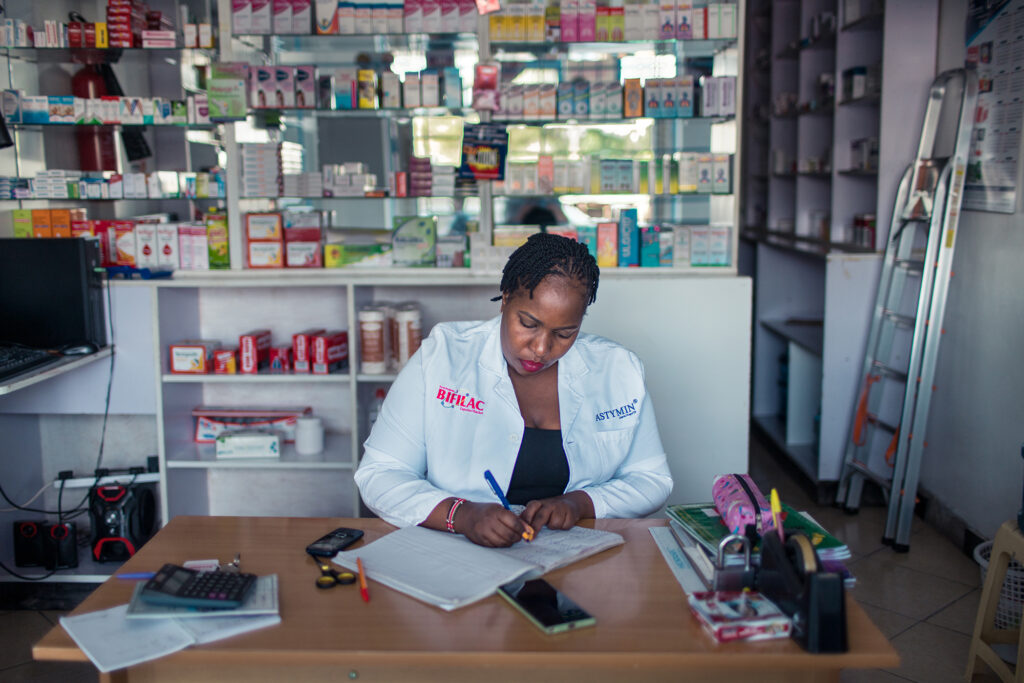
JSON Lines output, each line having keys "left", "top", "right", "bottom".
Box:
{"left": 60, "top": 575, "right": 281, "bottom": 673}
{"left": 332, "top": 525, "right": 624, "bottom": 611}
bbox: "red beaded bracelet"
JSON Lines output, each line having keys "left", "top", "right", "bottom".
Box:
{"left": 446, "top": 498, "right": 466, "bottom": 533}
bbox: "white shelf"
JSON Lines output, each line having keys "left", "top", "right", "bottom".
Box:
{"left": 1, "top": 552, "right": 118, "bottom": 584}
{"left": 165, "top": 433, "right": 354, "bottom": 470}
{"left": 0, "top": 347, "right": 113, "bottom": 397}
{"left": 50, "top": 472, "right": 160, "bottom": 490}
{"left": 752, "top": 413, "right": 818, "bottom": 481}
{"left": 162, "top": 371, "right": 351, "bottom": 383}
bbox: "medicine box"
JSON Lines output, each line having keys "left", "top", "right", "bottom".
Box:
{"left": 597, "top": 222, "right": 618, "bottom": 267}
{"left": 215, "top": 429, "right": 281, "bottom": 459}
{"left": 618, "top": 208, "right": 639, "bottom": 266}
{"left": 708, "top": 224, "right": 730, "bottom": 266}
{"left": 392, "top": 215, "right": 437, "bottom": 266}
{"left": 239, "top": 329, "right": 272, "bottom": 373}
{"left": 246, "top": 212, "right": 284, "bottom": 240}
{"left": 712, "top": 153, "right": 732, "bottom": 194}
{"left": 312, "top": 330, "right": 348, "bottom": 374}
{"left": 169, "top": 340, "right": 221, "bottom": 373}
{"left": 640, "top": 225, "right": 660, "bottom": 267}
{"left": 697, "top": 153, "right": 714, "bottom": 193}
{"left": 247, "top": 240, "right": 284, "bottom": 268}
{"left": 690, "top": 225, "right": 709, "bottom": 265}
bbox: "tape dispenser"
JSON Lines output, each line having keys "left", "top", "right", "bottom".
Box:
{"left": 755, "top": 532, "right": 848, "bottom": 653}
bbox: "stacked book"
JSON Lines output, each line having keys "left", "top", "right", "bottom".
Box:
{"left": 666, "top": 502, "right": 855, "bottom": 589}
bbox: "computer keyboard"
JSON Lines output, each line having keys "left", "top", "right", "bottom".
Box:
{"left": 0, "top": 345, "right": 60, "bottom": 382}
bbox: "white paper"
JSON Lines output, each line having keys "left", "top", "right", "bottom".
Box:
{"left": 177, "top": 614, "right": 282, "bottom": 645}
{"left": 487, "top": 525, "right": 624, "bottom": 574}
{"left": 60, "top": 604, "right": 194, "bottom": 673}
{"left": 333, "top": 525, "right": 623, "bottom": 611}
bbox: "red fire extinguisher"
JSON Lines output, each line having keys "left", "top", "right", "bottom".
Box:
{"left": 71, "top": 64, "right": 117, "bottom": 171}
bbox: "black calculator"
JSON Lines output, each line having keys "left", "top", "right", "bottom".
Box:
{"left": 140, "top": 564, "right": 257, "bottom": 609}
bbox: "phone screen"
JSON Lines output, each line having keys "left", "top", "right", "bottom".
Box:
{"left": 497, "top": 579, "right": 596, "bottom": 634}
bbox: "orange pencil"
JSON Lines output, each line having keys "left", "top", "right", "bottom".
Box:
{"left": 356, "top": 557, "right": 370, "bottom": 602}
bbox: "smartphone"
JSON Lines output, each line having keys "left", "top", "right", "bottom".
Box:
{"left": 305, "top": 527, "right": 365, "bottom": 557}
{"left": 496, "top": 578, "right": 596, "bottom": 634}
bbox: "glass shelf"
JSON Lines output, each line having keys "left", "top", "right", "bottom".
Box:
{"left": 492, "top": 38, "right": 737, "bottom": 58}
{"left": 10, "top": 122, "right": 217, "bottom": 130}
{"left": 0, "top": 46, "right": 213, "bottom": 64}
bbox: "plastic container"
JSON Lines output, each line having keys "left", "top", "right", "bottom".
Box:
{"left": 974, "top": 540, "right": 1024, "bottom": 629}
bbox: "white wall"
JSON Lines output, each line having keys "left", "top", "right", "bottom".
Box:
{"left": 918, "top": 0, "right": 1024, "bottom": 538}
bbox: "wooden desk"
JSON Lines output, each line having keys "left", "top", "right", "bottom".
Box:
{"left": 34, "top": 517, "right": 898, "bottom": 683}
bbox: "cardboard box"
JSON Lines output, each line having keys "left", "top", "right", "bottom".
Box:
{"left": 213, "top": 349, "right": 237, "bottom": 374}
{"left": 268, "top": 347, "right": 292, "bottom": 373}
{"left": 392, "top": 216, "right": 436, "bottom": 266}
{"left": 286, "top": 241, "right": 322, "bottom": 267}
{"left": 246, "top": 212, "right": 283, "bottom": 240}
{"left": 215, "top": 429, "right": 281, "bottom": 458}
{"left": 169, "top": 340, "right": 221, "bottom": 373}
{"left": 135, "top": 223, "right": 159, "bottom": 268}
{"left": 712, "top": 153, "right": 731, "bottom": 194}
{"left": 673, "top": 225, "right": 693, "bottom": 267}
{"left": 312, "top": 330, "right": 348, "bottom": 374}
{"left": 597, "top": 221, "right": 618, "bottom": 267}
{"left": 618, "top": 208, "right": 639, "bottom": 266}
{"left": 640, "top": 225, "right": 660, "bottom": 266}
{"left": 156, "top": 224, "right": 179, "bottom": 269}
{"left": 248, "top": 240, "right": 285, "bottom": 268}
{"left": 292, "top": 327, "right": 326, "bottom": 372}
{"left": 708, "top": 224, "right": 730, "bottom": 265}
{"left": 689, "top": 225, "right": 709, "bottom": 265}
{"left": 239, "top": 329, "right": 273, "bottom": 373}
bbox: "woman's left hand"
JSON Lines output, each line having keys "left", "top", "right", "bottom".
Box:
{"left": 520, "top": 491, "right": 595, "bottom": 531}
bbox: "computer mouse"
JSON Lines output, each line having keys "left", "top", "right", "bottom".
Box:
{"left": 62, "top": 343, "right": 98, "bottom": 356}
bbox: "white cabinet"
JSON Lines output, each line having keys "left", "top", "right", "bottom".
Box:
{"left": 148, "top": 270, "right": 751, "bottom": 521}
{"left": 743, "top": 1, "right": 940, "bottom": 492}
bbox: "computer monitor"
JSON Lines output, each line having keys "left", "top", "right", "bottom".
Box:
{"left": 0, "top": 238, "right": 107, "bottom": 350}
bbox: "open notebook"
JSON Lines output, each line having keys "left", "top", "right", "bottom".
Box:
{"left": 333, "top": 525, "right": 624, "bottom": 611}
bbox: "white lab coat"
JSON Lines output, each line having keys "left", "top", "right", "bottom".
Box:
{"left": 355, "top": 316, "right": 673, "bottom": 528}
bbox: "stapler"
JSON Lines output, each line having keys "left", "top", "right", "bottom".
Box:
{"left": 756, "top": 532, "right": 848, "bottom": 653}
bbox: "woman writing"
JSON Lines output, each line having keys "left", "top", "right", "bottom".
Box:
{"left": 355, "top": 233, "right": 672, "bottom": 547}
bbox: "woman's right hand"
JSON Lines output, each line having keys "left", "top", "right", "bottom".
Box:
{"left": 456, "top": 502, "right": 528, "bottom": 547}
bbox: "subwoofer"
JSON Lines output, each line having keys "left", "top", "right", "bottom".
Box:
{"left": 89, "top": 483, "right": 157, "bottom": 562}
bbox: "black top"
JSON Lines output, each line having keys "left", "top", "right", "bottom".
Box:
{"left": 506, "top": 427, "right": 570, "bottom": 505}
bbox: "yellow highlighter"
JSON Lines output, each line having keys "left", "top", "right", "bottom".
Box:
{"left": 770, "top": 488, "right": 784, "bottom": 541}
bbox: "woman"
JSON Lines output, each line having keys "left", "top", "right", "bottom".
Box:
{"left": 355, "top": 233, "right": 672, "bottom": 547}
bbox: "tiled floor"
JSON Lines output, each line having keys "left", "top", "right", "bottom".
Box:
{"left": 0, "top": 433, "right": 1008, "bottom": 683}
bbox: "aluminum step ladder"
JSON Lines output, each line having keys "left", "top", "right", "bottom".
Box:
{"left": 835, "top": 68, "right": 978, "bottom": 552}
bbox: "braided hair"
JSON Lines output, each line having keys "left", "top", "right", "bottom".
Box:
{"left": 492, "top": 232, "right": 599, "bottom": 305}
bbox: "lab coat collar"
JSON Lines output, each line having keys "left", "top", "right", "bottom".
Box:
{"left": 477, "top": 315, "right": 589, "bottom": 434}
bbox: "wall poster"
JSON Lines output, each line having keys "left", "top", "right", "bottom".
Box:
{"left": 965, "top": 0, "right": 1024, "bottom": 213}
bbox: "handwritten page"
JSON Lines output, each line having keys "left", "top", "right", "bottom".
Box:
{"left": 488, "top": 526, "right": 624, "bottom": 575}
{"left": 60, "top": 604, "right": 194, "bottom": 673}
{"left": 333, "top": 525, "right": 624, "bottom": 611}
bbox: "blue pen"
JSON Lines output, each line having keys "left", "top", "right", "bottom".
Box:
{"left": 483, "top": 469, "right": 535, "bottom": 541}
{"left": 116, "top": 572, "right": 155, "bottom": 580}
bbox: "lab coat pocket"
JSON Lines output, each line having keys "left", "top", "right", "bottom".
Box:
{"left": 590, "top": 428, "right": 634, "bottom": 480}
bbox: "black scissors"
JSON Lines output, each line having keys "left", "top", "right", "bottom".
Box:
{"left": 311, "top": 556, "right": 356, "bottom": 589}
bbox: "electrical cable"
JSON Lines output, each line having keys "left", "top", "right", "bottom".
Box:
{"left": 0, "top": 481, "right": 50, "bottom": 512}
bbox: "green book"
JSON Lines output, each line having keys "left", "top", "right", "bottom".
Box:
{"left": 666, "top": 502, "right": 849, "bottom": 560}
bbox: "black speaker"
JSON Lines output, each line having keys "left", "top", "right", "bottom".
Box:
{"left": 89, "top": 483, "right": 157, "bottom": 563}
{"left": 42, "top": 522, "right": 79, "bottom": 570}
{"left": 13, "top": 520, "right": 46, "bottom": 567}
